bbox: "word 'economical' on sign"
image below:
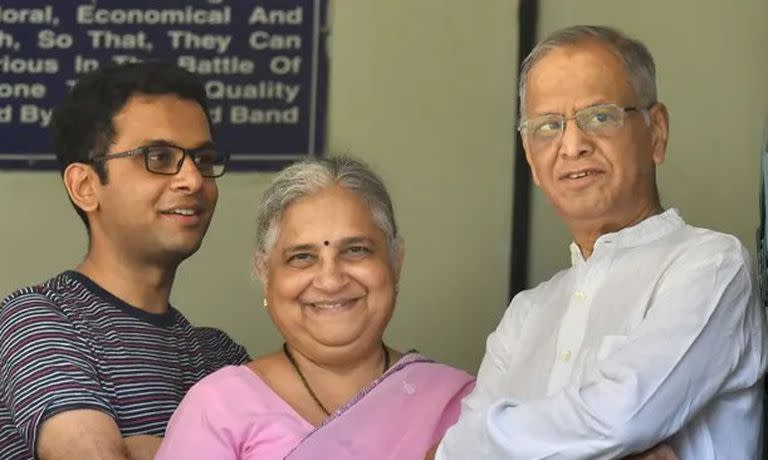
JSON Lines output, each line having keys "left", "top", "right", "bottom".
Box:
{"left": 0, "top": 0, "right": 328, "bottom": 171}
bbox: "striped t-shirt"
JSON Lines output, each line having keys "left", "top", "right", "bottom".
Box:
{"left": 0, "top": 271, "right": 250, "bottom": 459}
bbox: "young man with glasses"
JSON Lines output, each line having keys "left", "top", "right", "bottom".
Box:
{"left": 433, "top": 26, "right": 768, "bottom": 460}
{"left": 0, "top": 62, "right": 249, "bottom": 460}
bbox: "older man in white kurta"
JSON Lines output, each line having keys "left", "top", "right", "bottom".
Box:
{"left": 436, "top": 25, "right": 767, "bottom": 460}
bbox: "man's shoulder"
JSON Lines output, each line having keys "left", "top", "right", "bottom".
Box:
{"left": 0, "top": 272, "right": 77, "bottom": 321}
{"left": 192, "top": 325, "right": 238, "bottom": 344}
{"left": 190, "top": 326, "right": 250, "bottom": 364}
{"left": 673, "top": 224, "right": 750, "bottom": 265}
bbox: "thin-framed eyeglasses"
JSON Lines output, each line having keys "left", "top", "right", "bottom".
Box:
{"left": 89, "top": 142, "right": 229, "bottom": 178}
{"left": 518, "top": 103, "right": 654, "bottom": 148}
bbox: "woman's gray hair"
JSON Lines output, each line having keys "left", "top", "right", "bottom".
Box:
{"left": 519, "top": 25, "right": 657, "bottom": 116}
{"left": 254, "top": 156, "right": 401, "bottom": 268}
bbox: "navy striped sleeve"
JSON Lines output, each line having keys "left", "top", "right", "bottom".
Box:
{"left": 195, "top": 327, "right": 250, "bottom": 365}
{"left": 0, "top": 292, "right": 117, "bottom": 454}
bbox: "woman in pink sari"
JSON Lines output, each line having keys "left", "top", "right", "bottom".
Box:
{"left": 155, "top": 156, "right": 475, "bottom": 460}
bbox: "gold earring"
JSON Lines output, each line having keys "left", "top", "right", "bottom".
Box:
{"left": 263, "top": 298, "right": 269, "bottom": 309}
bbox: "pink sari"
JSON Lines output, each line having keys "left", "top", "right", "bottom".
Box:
{"left": 284, "top": 353, "right": 475, "bottom": 459}
{"left": 157, "top": 353, "right": 474, "bottom": 460}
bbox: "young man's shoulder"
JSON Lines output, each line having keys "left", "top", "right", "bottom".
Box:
{"left": 0, "top": 272, "right": 78, "bottom": 320}
{"left": 189, "top": 325, "right": 250, "bottom": 365}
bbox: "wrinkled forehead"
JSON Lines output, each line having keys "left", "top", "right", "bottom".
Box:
{"left": 525, "top": 41, "right": 637, "bottom": 114}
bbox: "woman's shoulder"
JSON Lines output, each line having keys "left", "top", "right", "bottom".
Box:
{"left": 246, "top": 351, "right": 284, "bottom": 379}
{"left": 185, "top": 363, "right": 282, "bottom": 410}
{"left": 182, "top": 365, "right": 252, "bottom": 404}
{"left": 177, "top": 361, "right": 314, "bottom": 436}
{"left": 394, "top": 351, "right": 476, "bottom": 383}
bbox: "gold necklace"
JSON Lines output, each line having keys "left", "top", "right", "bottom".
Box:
{"left": 282, "top": 342, "right": 390, "bottom": 417}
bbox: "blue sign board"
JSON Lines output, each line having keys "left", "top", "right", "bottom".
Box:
{"left": 0, "top": 0, "right": 327, "bottom": 170}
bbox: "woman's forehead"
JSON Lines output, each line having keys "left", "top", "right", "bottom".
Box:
{"left": 275, "top": 186, "right": 384, "bottom": 245}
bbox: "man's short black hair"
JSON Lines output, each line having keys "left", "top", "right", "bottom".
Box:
{"left": 50, "top": 60, "right": 213, "bottom": 229}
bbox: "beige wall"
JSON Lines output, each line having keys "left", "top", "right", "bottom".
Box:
{"left": 0, "top": 1, "right": 519, "bottom": 373}
{"left": 529, "top": 0, "right": 768, "bottom": 286}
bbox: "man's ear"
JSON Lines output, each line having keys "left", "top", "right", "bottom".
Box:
{"left": 63, "top": 163, "right": 99, "bottom": 214}
{"left": 649, "top": 103, "right": 670, "bottom": 165}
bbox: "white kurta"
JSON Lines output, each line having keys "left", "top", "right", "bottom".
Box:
{"left": 438, "top": 209, "right": 768, "bottom": 459}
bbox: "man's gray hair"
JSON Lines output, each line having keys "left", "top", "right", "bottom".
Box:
{"left": 519, "top": 25, "right": 657, "bottom": 116}
{"left": 254, "top": 156, "right": 401, "bottom": 268}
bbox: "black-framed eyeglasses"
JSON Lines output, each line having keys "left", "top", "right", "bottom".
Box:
{"left": 90, "top": 143, "right": 228, "bottom": 178}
